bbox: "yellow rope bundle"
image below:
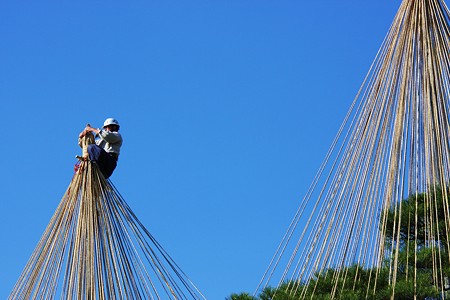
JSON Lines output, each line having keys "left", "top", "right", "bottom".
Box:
{"left": 9, "top": 162, "right": 205, "bottom": 299}
{"left": 258, "top": 0, "right": 450, "bottom": 298}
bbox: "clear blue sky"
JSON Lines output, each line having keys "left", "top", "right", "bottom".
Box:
{"left": 0, "top": 1, "right": 401, "bottom": 299}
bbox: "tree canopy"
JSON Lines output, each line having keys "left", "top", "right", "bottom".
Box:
{"left": 229, "top": 186, "right": 450, "bottom": 299}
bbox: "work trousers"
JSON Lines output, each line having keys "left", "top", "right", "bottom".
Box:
{"left": 87, "top": 144, "right": 117, "bottom": 179}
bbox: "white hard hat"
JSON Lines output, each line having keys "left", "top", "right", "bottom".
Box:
{"left": 103, "top": 118, "right": 120, "bottom": 128}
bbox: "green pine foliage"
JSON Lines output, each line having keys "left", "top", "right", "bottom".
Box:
{"left": 383, "top": 185, "right": 450, "bottom": 248}
{"left": 227, "top": 186, "right": 450, "bottom": 299}
{"left": 226, "top": 292, "right": 256, "bottom": 300}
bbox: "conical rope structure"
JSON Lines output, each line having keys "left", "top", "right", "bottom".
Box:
{"left": 258, "top": 0, "right": 450, "bottom": 299}
{"left": 9, "top": 161, "right": 205, "bottom": 299}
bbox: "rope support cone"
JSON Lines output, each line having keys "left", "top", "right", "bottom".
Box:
{"left": 10, "top": 151, "right": 205, "bottom": 299}
{"left": 76, "top": 123, "right": 95, "bottom": 161}
{"left": 256, "top": 0, "right": 450, "bottom": 299}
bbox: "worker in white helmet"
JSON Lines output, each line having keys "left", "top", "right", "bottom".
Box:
{"left": 78, "top": 118, "right": 123, "bottom": 178}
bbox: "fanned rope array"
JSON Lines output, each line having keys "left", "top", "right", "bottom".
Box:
{"left": 10, "top": 162, "right": 205, "bottom": 299}
{"left": 258, "top": 0, "right": 450, "bottom": 298}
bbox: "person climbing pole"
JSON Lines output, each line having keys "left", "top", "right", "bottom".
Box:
{"left": 77, "top": 118, "right": 123, "bottom": 179}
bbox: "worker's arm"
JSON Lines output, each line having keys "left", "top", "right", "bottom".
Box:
{"left": 79, "top": 125, "right": 100, "bottom": 137}
{"left": 80, "top": 125, "right": 121, "bottom": 143}
{"left": 98, "top": 130, "right": 122, "bottom": 143}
